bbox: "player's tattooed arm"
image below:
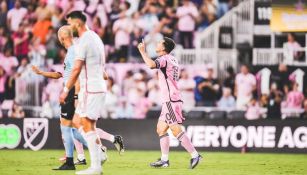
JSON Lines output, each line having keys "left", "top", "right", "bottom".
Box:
{"left": 137, "top": 40, "right": 156, "bottom": 69}
{"left": 60, "top": 60, "right": 83, "bottom": 104}
{"left": 31, "top": 65, "right": 62, "bottom": 79}
{"left": 74, "top": 79, "right": 80, "bottom": 107}
{"left": 75, "top": 79, "right": 80, "bottom": 94}
{"left": 65, "top": 60, "right": 83, "bottom": 90}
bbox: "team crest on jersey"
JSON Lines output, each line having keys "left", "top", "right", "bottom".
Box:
{"left": 23, "top": 118, "right": 49, "bottom": 151}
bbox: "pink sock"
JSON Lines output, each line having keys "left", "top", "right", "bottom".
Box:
{"left": 177, "top": 132, "right": 198, "bottom": 158}
{"left": 96, "top": 128, "right": 115, "bottom": 143}
{"left": 74, "top": 138, "right": 84, "bottom": 155}
{"left": 160, "top": 133, "right": 170, "bottom": 161}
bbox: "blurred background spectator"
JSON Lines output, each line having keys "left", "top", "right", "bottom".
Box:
{"left": 7, "top": 0, "right": 27, "bottom": 32}
{"left": 283, "top": 83, "right": 304, "bottom": 110}
{"left": 235, "top": 65, "right": 256, "bottom": 109}
{"left": 217, "top": 87, "right": 235, "bottom": 108}
{"left": 270, "top": 64, "right": 290, "bottom": 94}
{"left": 283, "top": 33, "right": 303, "bottom": 62}
{"left": 0, "top": 47, "right": 18, "bottom": 76}
{"left": 196, "top": 67, "right": 220, "bottom": 106}
{"left": 223, "top": 66, "right": 235, "bottom": 94}
{"left": 8, "top": 101, "right": 25, "bottom": 118}
{"left": 267, "top": 83, "right": 283, "bottom": 120}
{"left": 0, "top": 65, "right": 5, "bottom": 103}
{"left": 114, "top": 97, "right": 134, "bottom": 119}
{"left": 178, "top": 69, "right": 195, "bottom": 108}
{"left": 176, "top": 0, "right": 198, "bottom": 48}
{"left": 301, "top": 99, "right": 307, "bottom": 119}
{"left": 245, "top": 97, "right": 261, "bottom": 120}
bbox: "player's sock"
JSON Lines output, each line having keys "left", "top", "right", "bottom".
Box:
{"left": 96, "top": 128, "right": 115, "bottom": 143}
{"left": 84, "top": 131, "right": 101, "bottom": 169}
{"left": 61, "top": 125, "right": 74, "bottom": 163}
{"left": 176, "top": 131, "right": 199, "bottom": 158}
{"left": 73, "top": 139, "right": 85, "bottom": 158}
{"left": 159, "top": 133, "right": 170, "bottom": 161}
{"left": 72, "top": 128, "right": 88, "bottom": 147}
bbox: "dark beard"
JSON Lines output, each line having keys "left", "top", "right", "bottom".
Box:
{"left": 72, "top": 30, "right": 79, "bottom": 37}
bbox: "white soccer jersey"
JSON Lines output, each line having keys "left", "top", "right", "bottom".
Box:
{"left": 75, "top": 30, "right": 107, "bottom": 93}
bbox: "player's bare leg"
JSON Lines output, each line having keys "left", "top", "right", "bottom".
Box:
{"left": 95, "top": 127, "right": 125, "bottom": 155}
{"left": 75, "top": 117, "right": 104, "bottom": 175}
{"left": 150, "top": 121, "right": 170, "bottom": 168}
{"left": 73, "top": 114, "right": 124, "bottom": 154}
{"left": 170, "top": 124, "right": 202, "bottom": 169}
{"left": 71, "top": 114, "right": 87, "bottom": 165}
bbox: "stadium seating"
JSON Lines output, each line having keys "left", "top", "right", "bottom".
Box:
{"left": 226, "top": 110, "right": 246, "bottom": 120}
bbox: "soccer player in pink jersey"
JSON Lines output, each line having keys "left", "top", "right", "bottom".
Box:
{"left": 138, "top": 37, "right": 202, "bottom": 169}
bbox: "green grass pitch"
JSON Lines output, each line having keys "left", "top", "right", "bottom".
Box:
{"left": 0, "top": 150, "right": 306, "bottom": 175}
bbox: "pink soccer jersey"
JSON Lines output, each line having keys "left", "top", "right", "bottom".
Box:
{"left": 286, "top": 91, "right": 304, "bottom": 109}
{"left": 154, "top": 54, "right": 182, "bottom": 103}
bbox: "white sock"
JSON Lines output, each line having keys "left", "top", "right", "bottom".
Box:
{"left": 161, "top": 154, "right": 169, "bottom": 161}
{"left": 110, "top": 135, "right": 115, "bottom": 143}
{"left": 191, "top": 151, "right": 199, "bottom": 159}
{"left": 78, "top": 154, "right": 85, "bottom": 161}
{"left": 84, "top": 131, "right": 101, "bottom": 169}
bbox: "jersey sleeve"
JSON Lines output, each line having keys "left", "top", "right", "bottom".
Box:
{"left": 75, "top": 39, "right": 87, "bottom": 61}
{"left": 154, "top": 56, "right": 167, "bottom": 69}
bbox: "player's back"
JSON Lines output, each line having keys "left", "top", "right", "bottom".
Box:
{"left": 77, "top": 30, "right": 107, "bottom": 93}
{"left": 155, "top": 54, "right": 181, "bottom": 103}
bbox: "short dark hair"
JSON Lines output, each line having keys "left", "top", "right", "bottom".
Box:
{"left": 288, "top": 33, "right": 296, "bottom": 40}
{"left": 66, "top": 11, "right": 87, "bottom": 22}
{"left": 226, "top": 66, "right": 234, "bottom": 75}
{"left": 124, "top": 1, "right": 131, "bottom": 9}
{"left": 163, "top": 37, "right": 175, "bottom": 53}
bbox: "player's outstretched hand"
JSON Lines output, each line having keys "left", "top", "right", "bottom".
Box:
{"left": 31, "top": 65, "right": 41, "bottom": 75}
{"left": 137, "top": 40, "right": 146, "bottom": 53}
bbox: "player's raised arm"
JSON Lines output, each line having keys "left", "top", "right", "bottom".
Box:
{"left": 31, "top": 65, "right": 62, "bottom": 79}
{"left": 137, "top": 40, "right": 156, "bottom": 69}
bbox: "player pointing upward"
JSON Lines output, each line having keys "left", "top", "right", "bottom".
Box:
{"left": 138, "top": 37, "right": 202, "bottom": 169}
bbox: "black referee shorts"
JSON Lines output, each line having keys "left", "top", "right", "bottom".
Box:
{"left": 60, "top": 87, "right": 75, "bottom": 120}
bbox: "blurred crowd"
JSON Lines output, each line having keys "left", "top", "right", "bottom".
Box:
{"left": 107, "top": 63, "right": 307, "bottom": 120}
{"left": 0, "top": 0, "right": 235, "bottom": 64}
{"left": 1, "top": 60, "right": 307, "bottom": 120}
{"left": 91, "top": 64, "right": 307, "bottom": 120}
{"left": 0, "top": 0, "right": 235, "bottom": 118}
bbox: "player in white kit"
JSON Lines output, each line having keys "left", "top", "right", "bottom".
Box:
{"left": 59, "top": 11, "right": 109, "bottom": 175}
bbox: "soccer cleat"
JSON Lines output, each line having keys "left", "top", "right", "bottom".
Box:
{"left": 100, "top": 146, "right": 108, "bottom": 165}
{"left": 190, "top": 154, "right": 202, "bottom": 169}
{"left": 150, "top": 159, "right": 170, "bottom": 168}
{"left": 52, "top": 162, "right": 76, "bottom": 170}
{"left": 74, "top": 158, "right": 87, "bottom": 165}
{"left": 75, "top": 167, "right": 102, "bottom": 175}
{"left": 113, "top": 135, "right": 125, "bottom": 155}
